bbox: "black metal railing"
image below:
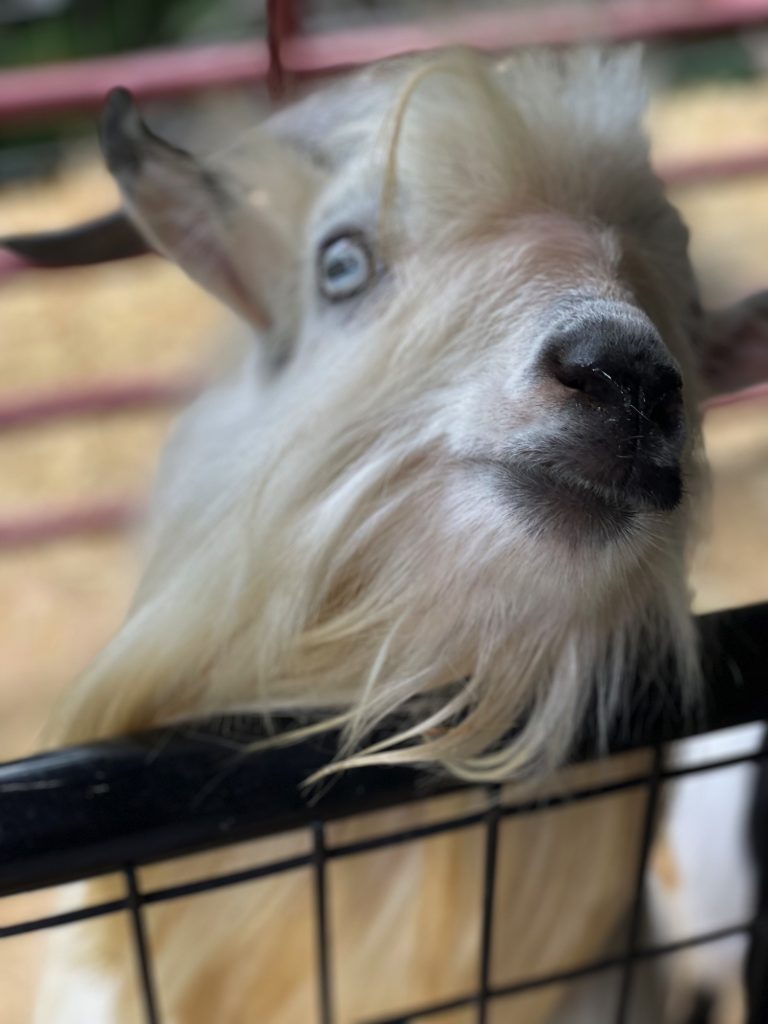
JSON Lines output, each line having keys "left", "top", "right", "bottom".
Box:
{"left": 1, "top": 601, "right": 767, "bottom": 1023}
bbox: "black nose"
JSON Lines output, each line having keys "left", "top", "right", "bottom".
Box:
{"left": 541, "top": 310, "right": 687, "bottom": 512}
{"left": 547, "top": 322, "right": 684, "bottom": 442}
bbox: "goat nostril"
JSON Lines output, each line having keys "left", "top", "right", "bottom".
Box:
{"left": 551, "top": 359, "right": 623, "bottom": 407}
{"left": 550, "top": 352, "right": 684, "bottom": 434}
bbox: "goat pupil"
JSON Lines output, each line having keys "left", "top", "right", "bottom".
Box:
{"left": 329, "top": 255, "right": 354, "bottom": 278}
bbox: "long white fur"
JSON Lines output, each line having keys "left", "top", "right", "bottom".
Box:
{"left": 53, "top": 48, "right": 702, "bottom": 778}
{"left": 37, "top": 46, "right": 753, "bottom": 1024}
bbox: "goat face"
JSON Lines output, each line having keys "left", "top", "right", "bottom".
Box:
{"left": 271, "top": 53, "right": 701, "bottom": 564}
{"left": 55, "top": 47, "right": 766, "bottom": 778}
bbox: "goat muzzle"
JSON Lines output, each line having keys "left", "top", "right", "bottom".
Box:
{"left": 535, "top": 307, "right": 687, "bottom": 515}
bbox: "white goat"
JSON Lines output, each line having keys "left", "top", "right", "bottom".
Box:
{"left": 30, "top": 46, "right": 768, "bottom": 1024}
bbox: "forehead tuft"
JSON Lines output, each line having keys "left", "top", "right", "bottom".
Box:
{"left": 279, "top": 47, "right": 655, "bottom": 241}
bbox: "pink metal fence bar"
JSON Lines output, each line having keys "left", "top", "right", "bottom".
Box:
{"left": 0, "top": 249, "right": 35, "bottom": 282}
{"left": 2, "top": 0, "right": 768, "bottom": 546}
{"left": 663, "top": 150, "right": 768, "bottom": 186}
{"left": 2, "top": 0, "right": 768, "bottom": 122}
{"left": 702, "top": 381, "right": 768, "bottom": 409}
{"left": 0, "top": 43, "right": 270, "bottom": 124}
{"left": 280, "top": 0, "right": 768, "bottom": 71}
{"left": 0, "top": 499, "right": 141, "bottom": 547}
{"left": 0, "top": 375, "right": 200, "bottom": 430}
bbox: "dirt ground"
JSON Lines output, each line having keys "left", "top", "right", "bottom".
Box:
{"left": 0, "top": 78, "right": 767, "bottom": 1021}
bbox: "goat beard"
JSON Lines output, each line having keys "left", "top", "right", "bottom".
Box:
{"left": 51, "top": 442, "right": 700, "bottom": 783}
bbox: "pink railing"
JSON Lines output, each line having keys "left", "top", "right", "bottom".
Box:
{"left": 3, "top": 0, "right": 768, "bottom": 121}
{"left": 0, "top": 375, "right": 199, "bottom": 430}
{"left": 2, "top": 0, "right": 768, "bottom": 546}
{"left": 0, "top": 500, "right": 142, "bottom": 547}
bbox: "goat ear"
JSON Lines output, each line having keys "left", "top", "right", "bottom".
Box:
{"left": 700, "top": 291, "right": 768, "bottom": 397}
{"left": 100, "top": 88, "right": 320, "bottom": 327}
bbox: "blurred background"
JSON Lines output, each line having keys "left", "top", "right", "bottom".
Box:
{"left": 0, "top": 1, "right": 767, "bottom": 1019}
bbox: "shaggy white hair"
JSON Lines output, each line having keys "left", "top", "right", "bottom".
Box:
{"left": 53, "top": 48, "right": 703, "bottom": 787}
{"left": 34, "top": 44, "right": 768, "bottom": 1024}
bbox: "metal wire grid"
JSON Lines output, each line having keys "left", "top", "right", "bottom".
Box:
{"left": 1, "top": 736, "right": 765, "bottom": 1024}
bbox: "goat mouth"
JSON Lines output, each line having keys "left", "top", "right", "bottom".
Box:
{"left": 506, "top": 463, "right": 634, "bottom": 531}
{"left": 475, "top": 457, "right": 678, "bottom": 542}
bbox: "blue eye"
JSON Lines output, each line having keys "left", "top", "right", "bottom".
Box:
{"left": 318, "top": 233, "right": 373, "bottom": 301}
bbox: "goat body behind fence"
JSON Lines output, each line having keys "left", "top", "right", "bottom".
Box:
{"left": 19, "top": 45, "right": 768, "bottom": 1023}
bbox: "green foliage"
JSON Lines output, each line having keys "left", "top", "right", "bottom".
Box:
{"left": 652, "top": 35, "right": 758, "bottom": 89}
{"left": 0, "top": 0, "right": 251, "bottom": 178}
{"left": 0, "top": 0, "right": 223, "bottom": 69}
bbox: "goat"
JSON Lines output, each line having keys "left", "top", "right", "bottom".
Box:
{"left": 13, "top": 45, "right": 768, "bottom": 1023}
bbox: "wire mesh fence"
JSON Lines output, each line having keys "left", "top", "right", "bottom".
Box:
{"left": 1, "top": 601, "right": 766, "bottom": 1023}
